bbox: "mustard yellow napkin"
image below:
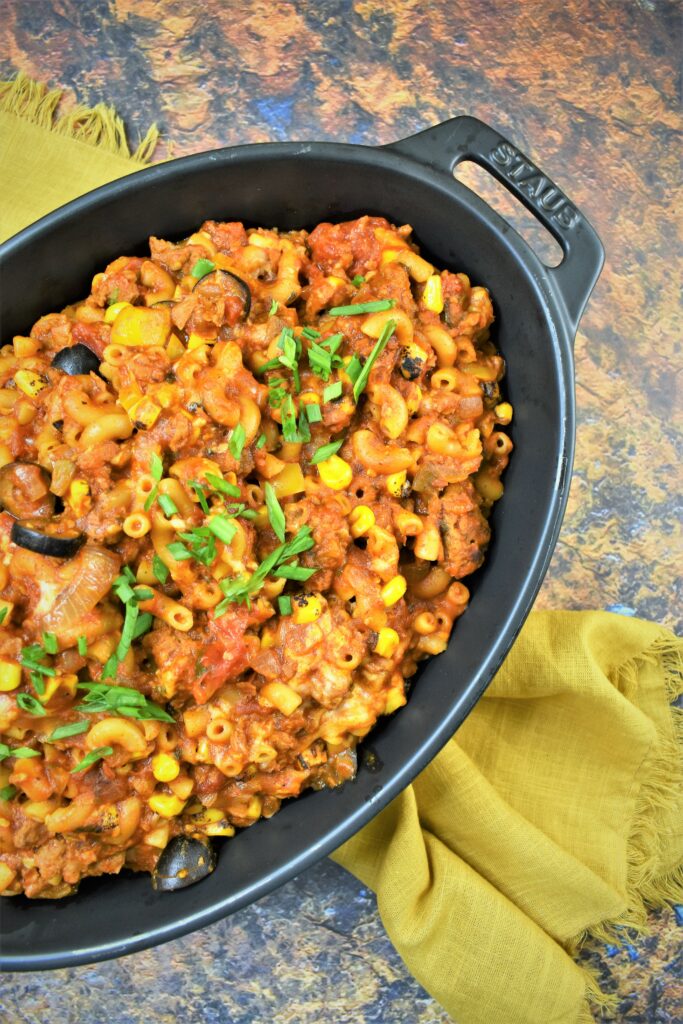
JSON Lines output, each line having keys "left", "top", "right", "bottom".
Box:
{"left": 2, "top": 73, "right": 681, "bottom": 1024}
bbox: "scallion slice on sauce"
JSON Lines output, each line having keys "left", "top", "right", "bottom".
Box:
{"left": 70, "top": 746, "right": 114, "bottom": 774}
{"left": 229, "top": 423, "right": 247, "bottom": 461}
{"left": 353, "top": 319, "right": 396, "bottom": 403}
{"left": 48, "top": 720, "right": 90, "bottom": 742}
{"left": 310, "top": 438, "right": 344, "bottom": 465}
{"left": 190, "top": 258, "right": 216, "bottom": 280}
{"left": 329, "top": 299, "right": 396, "bottom": 316}
{"left": 264, "top": 482, "right": 286, "bottom": 542}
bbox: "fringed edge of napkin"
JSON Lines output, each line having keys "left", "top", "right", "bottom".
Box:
{"left": 572, "top": 633, "right": 683, "bottom": 1021}
{"left": 0, "top": 71, "right": 159, "bottom": 163}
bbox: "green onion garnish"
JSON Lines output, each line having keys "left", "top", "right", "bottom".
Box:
{"left": 278, "top": 595, "right": 292, "bottom": 615}
{"left": 323, "top": 381, "right": 342, "bottom": 403}
{"left": 167, "top": 541, "right": 193, "bottom": 561}
{"left": 191, "top": 258, "right": 216, "bottom": 280}
{"left": 150, "top": 453, "right": 164, "bottom": 481}
{"left": 204, "top": 473, "right": 241, "bottom": 498}
{"left": 42, "top": 632, "right": 58, "bottom": 655}
{"left": 0, "top": 784, "right": 17, "bottom": 801}
{"left": 329, "top": 299, "right": 396, "bottom": 316}
{"left": 207, "top": 516, "right": 238, "bottom": 545}
{"left": 272, "top": 563, "right": 317, "bottom": 581}
{"left": 229, "top": 423, "right": 247, "bottom": 460}
{"left": 305, "top": 402, "right": 322, "bottom": 423}
{"left": 189, "top": 480, "right": 210, "bottom": 514}
{"left": 281, "top": 395, "right": 300, "bottom": 443}
{"left": 277, "top": 328, "right": 301, "bottom": 392}
{"left": 215, "top": 526, "right": 315, "bottom": 613}
{"left": 76, "top": 682, "right": 174, "bottom": 722}
{"left": 71, "top": 746, "right": 114, "bottom": 774}
{"left": 353, "top": 318, "right": 396, "bottom": 403}
{"left": 352, "top": 275, "right": 365, "bottom": 287}
{"left": 301, "top": 326, "right": 321, "bottom": 340}
{"left": 256, "top": 433, "right": 267, "bottom": 449}
{"left": 152, "top": 554, "right": 169, "bottom": 584}
{"left": 345, "top": 353, "right": 363, "bottom": 384}
{"left": 48, "top": 720, "right": 90, "bottom": 741}
{"left": 264, "top": 482, "right": 286, "bottom": 543}
{"left": 157, "top": 493, "right": 179, "bottom": 518}
{"left": 0, "top": 607, "right": 7, "bottom": 625}
{"left": 77, "top": 635, "right": 88, "bottom": 657}
{"left": 16, "top": 693, "right": 47, "bottom": 716}
{"left": 269, "top": 299, "right": 279, "bottom": 316}
{"left": 10, "top": 747, "right": 40, "bottom": 759}
{"left": 310, "top": 438, "right": 344, "bottom": 465}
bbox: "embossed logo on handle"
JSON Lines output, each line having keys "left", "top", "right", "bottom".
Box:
{"left": 489, "top": 142, "right": 579, "bottom": 230}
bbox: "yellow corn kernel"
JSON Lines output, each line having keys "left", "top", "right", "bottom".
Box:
{"left": 14, "top": 369, "right": 47, "bottom": 398}
{"left": 0, "top": 661, "right": 21, "bottom": 691}
{"left": 110, "top": 305, "right": 171, "bottom": 348}
{"left": 245, "top": 796, "right": 262, "bottom": 820}
{"left": 204, "top": 822, "right": 236, "bottom": 837}
{"left": 495, "top": 402, "right": 513, "bottom": 425}
{"left": 0, "top": 600, "right": 14, "bottom": 627}
{"left": 349, "top": 504, "right": 375, "bottom": 538}
{"left": 0, "top": 862, "right": 16, "bottom": 892}
{"left": 0, "top": 445, "right": 13, "bottom": 469}
{"left": 144, "top": 824, "right": 170, "bottom": 848}
{"left": 260, "top": 626, "right": 277, "bottom": 649}
{"left": 118, "top": 385, "right": 143, "bottom": 414}
{"left": 148, "top": 792, "right": 186, "bottom": 818}
{"left": 67, "top": 478, "right": 91, "bottom": 516}
{"left": 422, "top": 275, "right": 444, "bottom": 314}
{"left": 165, "top": 334, "right": 185, "bottom": 361}
{"left": 13, "top": 336, "right": 40, "bottom": 358}
{"left": 386, "top": 470, "right": 407, "bottom": 497}
{"left": 104, "top": 301, "right": 132, "bottom": 324}
{"left": 399, "top": 342, "right": 428, "bottom": 381}
{"left": 299, "top": 391, "right": 320, "bottom": 406}
{"left": 380, "top": 249, "right": 402, "bottom": 265}
{"left": 292, "top": 594, "right": 323, "bottom": 625}
{"left": 152, "top": 753, "right": 180, "bottom": 783}
{"left": 384, "top": 688, "right": 407, "bottom": 715}
{"left": 326, "top": 275, "right": 346, "bottom": 287}
{"left": 317, "top": 454, "right": 352, "bottom": 491}
{"left": 381, "top": 575, "right": 407, "bottom": 607}
{"left": 130, "top": 398, "right": 161, "bottom": 429}
{"left": 260, "top": 681, "right": 302, "bottom": 717}
{"left": 374, "top": 627, "right": 400, "bottom": 658}
{"left": 187, "top": 332, "right": 215, "bottom": 352}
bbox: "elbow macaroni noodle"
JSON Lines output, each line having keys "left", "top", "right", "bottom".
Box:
{"left": 0, "top": 215, "right": 511, "bottom": 897}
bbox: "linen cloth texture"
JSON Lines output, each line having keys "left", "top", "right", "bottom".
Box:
{"left": 1, "top": 76, "right": 681, "bottom": 1024}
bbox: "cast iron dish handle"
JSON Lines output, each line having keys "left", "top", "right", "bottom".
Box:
{"left": 385, "top": 116, "right": 604, "bottom": 333}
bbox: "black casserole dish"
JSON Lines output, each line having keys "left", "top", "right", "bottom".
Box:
{"left": 0, "top": 115, "right": 603, "bottom": 969}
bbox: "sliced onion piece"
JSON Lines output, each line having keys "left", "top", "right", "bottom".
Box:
{"left": 40, "top": 545, "right": 121, "bottom": 634}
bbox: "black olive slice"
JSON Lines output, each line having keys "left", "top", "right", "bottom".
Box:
{"left": 10, "top": 519, "right": 85, "bottom": 558}
{"left": 151, "top": 836, "right": 216, "bottom": 892}
{"left": 51, "top": 344, "right": 103, "bottom": 377}
{"left": 192, "top": 269, "right": 251, "bottom": 320}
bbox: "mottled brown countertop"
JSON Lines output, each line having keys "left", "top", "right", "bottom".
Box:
{"left": 0, "top": 0, "right": 681, "bottom": 1021}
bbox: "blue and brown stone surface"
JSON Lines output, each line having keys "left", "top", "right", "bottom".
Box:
{"left": 0, "top": 1, "right": 680, "bottom": 1020}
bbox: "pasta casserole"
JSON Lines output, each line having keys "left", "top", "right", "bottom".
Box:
{"left": 0, "top": 215, "right": 512, "bottom": 897}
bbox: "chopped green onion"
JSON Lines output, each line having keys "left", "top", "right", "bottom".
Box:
{"left": 215, "top": 526, "right": 315, "bottom": 613}
{"left": 323, "top": 381, "right": 343, "bottom": 403}
{"left": 352, "top": 275, "right": 365, "bottom": 287}
{"left": 133, "top": 613, "right": 154, "bottom": 640}
{"left": 310, "top": 438, "right": 344, "bottom": 465}
{"left": 305, "top": 402, "right": 322, "bottom": 423}
{"left": 167, "top": 541, "right": 193, "bottom": 561}
{"left": 269, "top": 299, "right": 279, "bottom": 316}
{"left": 191, "top": 258, "right": 216, "bottom": 280}
{"left": 152, "top": 554, "right": 169, "bottom": 584}
{"left": 42, "top": 632, "right": 58, "bottom": 655}
{"left": 281, "top": 395, "right": 300, "bottom": 443}
{"left": 157, "top": 493, "right": 179, "bottom": 518}
{"left": 71, "top": 746, "right": 114, "bottom": 774}
{"left": 204, "top": 473, "right": 241, "bottom": 498}
{"left": 77, "top": 635, "right": 88, "bottom": 657}
{"left": 143, "top": 484, "right": 159, "bottom": 512}
{"left": 278, "top": 595, "right": 292, "bottom": 615}
{"left": 30, "top": 672, "right": 45, "bottom": 696}
{"left": 329, "top": 299, "right": 396, "bottom": 316}
{"left": 150, "top": 453, "right": 164, "bottom": 481}
{"left": 255, "top": 357, "right": 282, "bottom": 375}
{"left": 0, "top": 784, "right": 17, "bottom": 801}
{"left": 296, "top": 406, "right": 311, "bottom": 443}
{"left": 272, "top": 563, "right": 317, "bottom": 581}
{"left": 48, "top": 720, "right": 90, "bottom": 741}
{"left": 229, "top": 423, "right": 247, "bottom": 461}
{"left": 301, "top": 326, "right": 321, "bottom": 340}
{"left": 188, "top": 479, "right": 210, "bottom": 514}
{"left": 16, "top": 693, "right": 47, "bottom": 716}
{"left": 76, "top": 683, "right": 173, "bottom": 722}
{"left": 0, "top": 607, "right": 7, "bottom": 625}
{"left": 207, "top": 516, "right": 238, "bottom": 545}
{"left": 345, "top": 353, "right": 363, "bottom": 384}
{"left": 10, "top": 747, "right": 40, "bottom": 759}
{"left": 264, "top": 482, "right": 286, "bottom": 543}
{"left": 255, "top": 433, "right": 267, "bottom": 449}
{"left": 277, "top": 328, "right": 301, "bottom": 392}
{"left": 353, "top": 318, "right": 396, "bottom": 403}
